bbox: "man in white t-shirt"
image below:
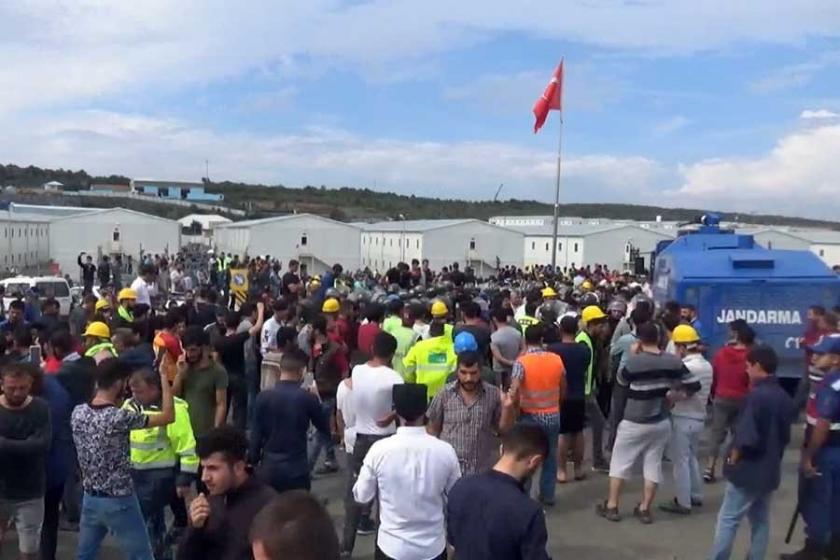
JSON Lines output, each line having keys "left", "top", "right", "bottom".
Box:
{"left": 340, "top": 332, "right": 404, "bottom": 557}
{"left": 130, "top": 264, "right": 157, "bottom": 307}
{"left": 260, "top": 299, "right": 292, "bottom": 356}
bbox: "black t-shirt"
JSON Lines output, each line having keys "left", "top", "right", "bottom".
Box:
{"left": 450, "top": 270, "right": 466, "bottom": 287}
{"left": 0, "top": 397, "right": 51, "bottom": 500}
{"left": 385, "top": 268, "right": 401, "bottom": 286}
{"left": 454, "top": 324, "right": 492, "bottom": 363}
{"left": 547, "top": 341, "right": 590, "bottom": 400}
{"left": 189, "top": 302, "right": 217, "bottom": 328}
{"left": 281, "top": 272, "right": 300, "bottom": 297}
{"left": 215, "top": 332, "right": 250, "bottom": 377}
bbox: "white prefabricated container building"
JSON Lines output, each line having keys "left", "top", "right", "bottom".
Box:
{"left": 213, "top": 213, "right": 361, "bottom": 275}
{"left": 359, "top": 219, "right": 523, "bottom": 275}
{"left": 0, "top": 212, "right": 52, "bottom": 272}
{"left": 48, "top": 208, "right": 181, "bottom": 276}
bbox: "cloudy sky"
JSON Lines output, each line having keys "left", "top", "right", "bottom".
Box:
{"left": 2, "top": 1, "right": 840, "bottom": 219}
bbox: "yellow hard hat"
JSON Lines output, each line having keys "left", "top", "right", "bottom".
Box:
{"left": 117, "top": 288, "right": 137, "bottom": 301}
{"left": 672, "top": 324, "right": 701, "bottom": 345}
{"left": 321, "top": 298, "right": 340, "bottom": 313}
{"left": 541, "top": 287, "right": 558, "bottom": 298}
{"left": 83, "top": 321, "right": 111, "bottom": 339}
{"left": 581, "top": 305, "right": 606, "bottom": 324}
{"left": 95, "top": 299, "right": 111, "bottom": 312}
{"left": 581, "top": 280, "right": 594, "bottom": 291}
{"left": 431, "top": 300, "right": 448, "bottom": 317}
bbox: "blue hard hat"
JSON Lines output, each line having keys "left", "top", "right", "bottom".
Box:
{"left": 454, "top": 331, "right": 478, "bottom": 354}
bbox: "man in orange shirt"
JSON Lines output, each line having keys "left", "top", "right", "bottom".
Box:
{"left": 511, "top": 324, "right": 566, "bottom": 506}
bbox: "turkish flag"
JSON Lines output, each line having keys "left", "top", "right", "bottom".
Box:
{"left": 532, "top": 59, "right": 564, "bottom": 133}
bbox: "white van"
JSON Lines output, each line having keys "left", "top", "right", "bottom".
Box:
{"left": 1, "top": 276, "right": 73, "bottom": 317}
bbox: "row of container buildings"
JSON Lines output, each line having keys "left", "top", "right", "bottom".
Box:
{"left": 2, "top": 204, "right": 839, "bottom": 278}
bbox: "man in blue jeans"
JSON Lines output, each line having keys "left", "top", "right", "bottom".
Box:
{"left": 708, "top": 345, "right": 794, "bottom": 560}
{"left": 71, "top": 358, "right": 175, "bottom": 560}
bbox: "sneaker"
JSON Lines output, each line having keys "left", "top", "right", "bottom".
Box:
{"left": 314, "top": 462, "right": 340, "bottom": 475}
{"left": 591, "top": 461, "right": 610, "bottom": 474}
{"left": 691, "top": 498, "right": 703, "bottom": 508}
{"left": 357, "top": 517, "right": 376, "bottom": 536}
{"left": 658, "top": 498, "right": 691, "bottom": 515}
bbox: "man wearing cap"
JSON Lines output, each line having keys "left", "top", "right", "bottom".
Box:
{"left": 510, "top": 323, "right": 566, "bottom": 507}
{"left": 403, "top": 321, "right": 457, "bottom": 401}
{"left": 659, "top": 325, "right": 712, "bottom": 515}
{"left": 353, "top": 383, "right": 461, "bottom": 560}
{"left": 83, "top": 322, "right": 118, "bottom": 361}
{"left": 430, "top": 300, "right": 454, "bottom": 341}
{"left": 578, "top": 305, "right": 610, "bottom": 473}
{"left": 112, "top": 288, "right": 137, "bottom": 330}
{"left": 781, "top": 335, "right": 840, "bottom": 560}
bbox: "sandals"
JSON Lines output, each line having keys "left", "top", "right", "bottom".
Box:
{"left": 633, "top": 504, "right": 653, "bottom": 524}
{"left": 596, "top": 501, "right": 621, "bottom": 522}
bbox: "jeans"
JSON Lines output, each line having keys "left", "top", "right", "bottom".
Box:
{"left": 133, "top": 469, "right": 176, "bottom": 560}
{"left": 342, "top": 434, "right": 388, "bottom": 554}
{"left": 245, "top": 361, "right": 260, "bottom": 431}
{"left": 309, "top": 398, "right": 337, "bottom": 470}
{"left": 258, "top": 454, "right": 311, "bottom": 494}
{"left": 227, "top": 374, "right": 248, "bottom": 431}
{"left": 670, "top": 416, "right": 704, "bottom": 508}
{"left": 708, "top": 482, "right": 772, "bottom": 560}
{"left": 585, "top": 396, "right": 607, "bottom": 465}
{"left": 78, "top": 493, "right": 154, "bottom": 560}
{"left": 519, "top": 414, "right": 561, "bottom": 503}
{"left": 802, "top": 445, "right": 840, "bottom": 545}
{"left": 41, "top": 484, "right": 64, "bottom": 560}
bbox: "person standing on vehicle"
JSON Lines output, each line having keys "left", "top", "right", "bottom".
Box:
{"left": 78, "top": 253, "right": 96, "bottom": 295}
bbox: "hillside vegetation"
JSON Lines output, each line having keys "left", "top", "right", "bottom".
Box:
{"left": 1, "top": 162, "right": 836, "bottom": 229}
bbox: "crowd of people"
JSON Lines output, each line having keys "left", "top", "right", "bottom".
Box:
{"left": 0, "top": 248, "right": 837, "bottom": 560}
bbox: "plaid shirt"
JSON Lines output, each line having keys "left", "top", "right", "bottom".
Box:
{"left": 427, "top": 380, "right": 502, "bottom": 476}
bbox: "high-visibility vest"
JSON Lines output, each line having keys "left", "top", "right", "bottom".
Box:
{"left": 517, "top": 315, "right": 540, "bottom": 334}
{"left": 85, "top": 342, "right": 118, "bottom": 358}
{"left": 117, "top": 306, "right": 134, "bottom": 324}
{"left": 517, "top": 351, "right": 565, "bottom": 414}
{"left": 576, "top": 331, "right": 596, "bottom": 397}
{"left": 124, "top": 397, "right": 199, "bottom": 475}
{"left": 402, "top": 335, "right": 457, "bottom": 401}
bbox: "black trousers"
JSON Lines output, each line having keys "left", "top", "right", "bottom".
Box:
{"left": 341, "top": 434, "right": 389, "bottom": 554}
{"left": 41, "top": 484, "right": 64, "bottom": 560}
{"left": 375, "top": 545, "right": 445, "bottom": 560}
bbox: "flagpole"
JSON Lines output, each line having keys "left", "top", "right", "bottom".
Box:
{"left": 550, "top": 114, "right": 563, "bottom": 271}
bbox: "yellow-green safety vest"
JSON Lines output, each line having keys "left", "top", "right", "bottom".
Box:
{"left": 85, "top": 342, "right": 118, "bottom": 358}
{"left": 517, "top": 315, "right": 540, "bottom": 334}
{"left": 576, "top": 330, "right": 596, "bottom": 397}
{"left": 123, "top": 397, "right": 199, "bottom": 475}
{"left": 117, "top": 306, "right": 134, "bottom": 324}
{"left": 402, "top": 335, "right": 457, "bottom": 401}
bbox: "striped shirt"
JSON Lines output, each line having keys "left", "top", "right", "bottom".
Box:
{"left": 617, "top": 350, "right": 700, "bottom": 424}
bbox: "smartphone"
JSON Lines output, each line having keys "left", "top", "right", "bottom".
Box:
{"left": 29, "top": 345, "right": 42, "bottom": 365}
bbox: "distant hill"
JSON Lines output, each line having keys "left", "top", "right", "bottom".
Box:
{"left": 1, "top": 162, "right": 837, "bottom": 229}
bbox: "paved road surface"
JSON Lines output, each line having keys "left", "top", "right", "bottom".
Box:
{"left": 2, "top": 427, "right": 806, "bottom": 559}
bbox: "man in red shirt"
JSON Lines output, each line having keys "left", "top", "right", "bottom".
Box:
{"left": 356, "top": 304, "right": 385, "bottom": 362}
{"left": 704, "top": 320, "right": 754, "bottom": 482}
{"left": 154, "top": 310, "right": 186, "bottom": 384}
{"left": 309, "top": 315, "right": 348, "bottom": 475}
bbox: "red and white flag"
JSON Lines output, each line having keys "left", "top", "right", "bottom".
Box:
{"left": 532, "top": 59, "right": 564, "bottom": 133}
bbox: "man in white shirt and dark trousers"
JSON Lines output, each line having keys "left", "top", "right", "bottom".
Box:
{"left": 353, "top": 383, "right": 461, "bottom": 560}
{"left": 341, "top": 332, "right": 404, "bottom": 558}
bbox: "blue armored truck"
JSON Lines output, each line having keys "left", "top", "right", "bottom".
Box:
{"left": 652, "top": 215, "right": 840, "bottom": 381}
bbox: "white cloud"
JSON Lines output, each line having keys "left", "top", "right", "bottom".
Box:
{"left": 653, "top": 116, "right": 691, "bottom": 135}
{"left": 669, "top": 123, "right": 840, "bottom": 218}
{"left": 749, "top": 50, "right": 840, "bottom": 93}
{"left": 800, "top": 109, "right": 840, "bottom": 119}
{"left": 0, "top": 109, "right": 666, "bottom": 204}
{"left": 3, "top": 1, "right": 840, "bottom": 113}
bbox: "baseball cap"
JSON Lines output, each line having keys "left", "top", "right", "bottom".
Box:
{"left": 809, "top": 334, "right": 840, "bottom": 355}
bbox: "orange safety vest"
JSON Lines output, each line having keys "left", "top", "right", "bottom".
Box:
{"left": 517, "top": 351, "right": 565, "bottom": 415}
